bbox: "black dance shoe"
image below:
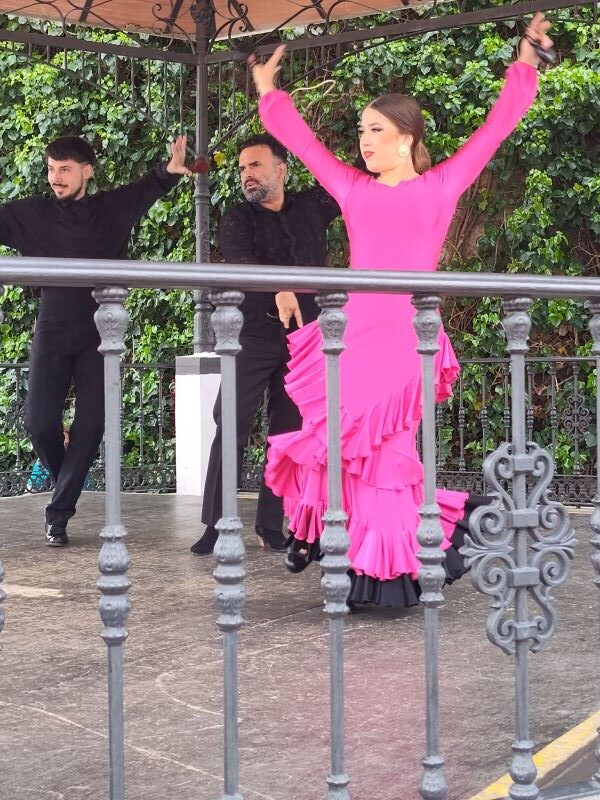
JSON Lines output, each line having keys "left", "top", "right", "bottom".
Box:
{"left": 285, "top": 538, "right": 312, "bottom": 573}
{"left": 45, "top": 523, "right": 69, "bottom": 547}
{"left": 255, "top": 526, "right": 287, "bottom": 552}
{"left": 190, "top": 525, "right": 219, "bottom": 556}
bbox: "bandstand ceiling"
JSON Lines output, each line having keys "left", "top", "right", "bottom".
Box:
{"left": 0, "top": 1, "right": 423, "bottom": 39}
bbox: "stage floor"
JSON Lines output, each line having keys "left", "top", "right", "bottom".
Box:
{"left": 0, "top": 492, "right": 598, "bottom": 800}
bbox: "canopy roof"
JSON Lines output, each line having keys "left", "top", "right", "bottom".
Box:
{"left": 0, "top": 1, "right": 419, "bottom": 40}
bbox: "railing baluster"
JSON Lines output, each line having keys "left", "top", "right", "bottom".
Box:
{"left": 412, "top": 295, "right": 447, "bottom": 800}
{"left": 572, "top": 364, "right": 582, "bottom": 475}
{"left": 93, "top": 286, "right": 132, "bottom": 800}
{"left": 586, "top": 299, "right": 600, "bottom": 783}
{"left": 436, "top": 403, "right": 445, "bottom": 470}
{"left": 15, "top": 365, "right": 22, "bottom": 470}
{"left": 462, "top": 298, "right": 575, "bottom": 800}
{"left": 210, "top": 289, "right": 245, "bottom": 800}
{"left": 317, "top": 291, "right": 351, "bottom": 800}
{"left": 458, "top": 372, "right": 466, "bottom": 473}
{"left": 526, "top": 363, "right": 534, "bottom": 443}
{"left": 480, "top": 366, "right": 488, "bottom": 459}
{"left": 505, "top": 300, "right": 538, "bottom": 800}
{"left": 549, "top": 363, "right": 557, "bottom": 457}
{"left": 503, "top": 362, "right": 511, "bottom": 444}
{"left": 138, "top": 366, "right": 145, "bottom": 467}
{"left": 157, "top": 367, "right": 165, "bottom": 466}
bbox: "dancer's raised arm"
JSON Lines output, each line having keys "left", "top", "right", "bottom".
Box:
{"left": 251, "top": 46, "right": 362, "bottom": 208}
{"left": 432, "top": 13, "right": 551, "bottom": 202}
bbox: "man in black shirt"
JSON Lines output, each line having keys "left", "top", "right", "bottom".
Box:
{"left": 0, "top": 134, "right": 190, "bottom": 546}
{"left": 191, "top": 133, "right": 340, "bottom": 555}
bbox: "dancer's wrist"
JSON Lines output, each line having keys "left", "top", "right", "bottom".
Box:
{"left": 256, "top": 80, "right": 276, "bottom": 97}
{"left": 517, "top": 44, "right": 541, "bottom": 69}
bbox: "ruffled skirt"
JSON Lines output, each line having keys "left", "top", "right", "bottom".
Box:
{"left": 264, "top": 303, "right": 470, "bottom": 609}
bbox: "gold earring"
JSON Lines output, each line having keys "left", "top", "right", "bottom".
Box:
{"left": 398, "top": 144, "right": 410, "bottom": 158}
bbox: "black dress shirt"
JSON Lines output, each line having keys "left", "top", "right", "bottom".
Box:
{"left": 218, "top": 186, "right": 340, "bottom": 340}
{"left": 0, "top": 164, "right": 180, "bottom": 328}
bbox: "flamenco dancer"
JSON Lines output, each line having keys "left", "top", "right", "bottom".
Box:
{"left": 247, "top": 14, "right": 553, "bottom": 609}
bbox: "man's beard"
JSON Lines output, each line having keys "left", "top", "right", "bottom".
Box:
{"left": 52, "top": 181, "right": 84, "bottom": 202}
{"left": 242, "top": 182, "right": 270, "bottom": 203}
{"left": 242, "top": 174, "right": 281, "bottom": 205}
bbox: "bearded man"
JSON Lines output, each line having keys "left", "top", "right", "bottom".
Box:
{"left": 191, "top": 133, "right": 340, "bottom": 555}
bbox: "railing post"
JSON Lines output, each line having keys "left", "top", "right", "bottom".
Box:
{"left": 93, "top": 286, "right": 132, "bottom": 800}
{"left": 586, "top": 298, "right": 600, "bottom": 784}
{"left": 412, "top": 295, "right": 448, "bottom": 800}
{"left": 0, "top": 284, "right": 5, "bottom": 643}
{"left": 462, "top": 297, "right": 575, "bottom": 800}
{"left": 191, "top": 0, "right": 215, "bottom": 354}
{"left": 210, "top": 289, "right": 245, "bottom": 800}
{"left": 316, "top": 291, "right": 351, "bottom": 800}
{"left": 503, "top": 298, "right": 539, "bottom": 800}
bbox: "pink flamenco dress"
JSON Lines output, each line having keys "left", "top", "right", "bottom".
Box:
{"left": 258, "top": 62, "right": 538, "bottom": 608}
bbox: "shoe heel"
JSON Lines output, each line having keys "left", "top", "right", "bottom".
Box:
{"left": 256, "top": 535, "right": 265, "bottom": 548}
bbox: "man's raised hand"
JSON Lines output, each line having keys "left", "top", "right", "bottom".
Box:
{"left": 167, "top": 134, "right": 192, "bottom": 176}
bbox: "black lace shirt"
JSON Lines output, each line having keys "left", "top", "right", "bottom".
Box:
{"left": 218, "top": 186, "right": 340, "bottom": 340}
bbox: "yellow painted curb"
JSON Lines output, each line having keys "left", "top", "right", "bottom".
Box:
{"left": 468, "top": 709, "right": 600, "bottom": 800}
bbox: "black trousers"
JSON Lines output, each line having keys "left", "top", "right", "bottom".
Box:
{"left": 24, "top": 321, "right": 104, "bottom": 527}
{"left": 201, "top": 333, "right": 302, "bottom": 533}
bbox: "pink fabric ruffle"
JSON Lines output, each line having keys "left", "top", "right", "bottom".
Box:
{"left": 264, "top": 320, "right": 468, "bottom": 582}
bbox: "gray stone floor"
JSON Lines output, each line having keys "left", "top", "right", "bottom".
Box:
{"left": 0, "top": 492, "right": 598, "bottom": 800}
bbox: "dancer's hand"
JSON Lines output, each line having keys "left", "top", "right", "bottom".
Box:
{"left": 167, "top": 134, "right": 192, "bottom": 176}
{"left": 518, "top": 12, "right": 553, "bottom": 67}
{"left": 249, "top": 45, "right": 286, "bottom": 97}
{"left": 276, "top": 291, "right": 303, "bottom": 329}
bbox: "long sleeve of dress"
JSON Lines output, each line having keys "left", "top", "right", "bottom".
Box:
{"left": 259, "top": 90, "right": 362, "bottom": 208}
{"left": 432, "top": 61, "right": 538, "bottom": 201}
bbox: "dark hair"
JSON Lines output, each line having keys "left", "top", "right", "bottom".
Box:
{"left": 45, "top": 136, "right": 96, "bottom": 166}
{"left": 238, "top": 133, "right": 288, "bottom": 164}
{"left": 367, "top": 94, "right": 431, "bottom": 174}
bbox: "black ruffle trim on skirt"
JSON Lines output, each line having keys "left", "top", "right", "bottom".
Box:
{"left": 346, "top": 493, "right": 490, "bottom": 609}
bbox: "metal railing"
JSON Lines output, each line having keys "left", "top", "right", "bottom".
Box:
{"left": 1, "top": 255, "right": 599, "bottom": 800}
{"left": 0, "top": 361, "right": 175, "bottom": 496}
{"left": 2, "top": 351, "right": 596, "bottom": 504}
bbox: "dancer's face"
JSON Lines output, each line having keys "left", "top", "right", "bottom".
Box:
{"left": 358, "top": 107, "right": 413, "bottom": 175}
{"left": 47, "top": 157, "right": 93, "bottom": 201}
{"left": 238, "top": 145, "right": 287, "bottom": 205}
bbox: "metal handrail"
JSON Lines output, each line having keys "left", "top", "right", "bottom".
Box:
{"left": 1, "top": 256, "right": 600, "bottom": 298}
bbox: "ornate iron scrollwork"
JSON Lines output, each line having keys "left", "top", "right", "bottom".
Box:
{"left": 206, "top": 0, "right": 253, "bottom": 47}
{"left": 2, "top": 399, "right": 24, "bottom": 429}
{"left": 463, "top": 441, "right": 576, "bottom": 657}
{"left": 562, "top": 394, "right": 591, "bottom": 441}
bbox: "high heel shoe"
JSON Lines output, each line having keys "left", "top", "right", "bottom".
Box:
{"left": 284, "top": 537, "right": 317, "bottom": 573}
